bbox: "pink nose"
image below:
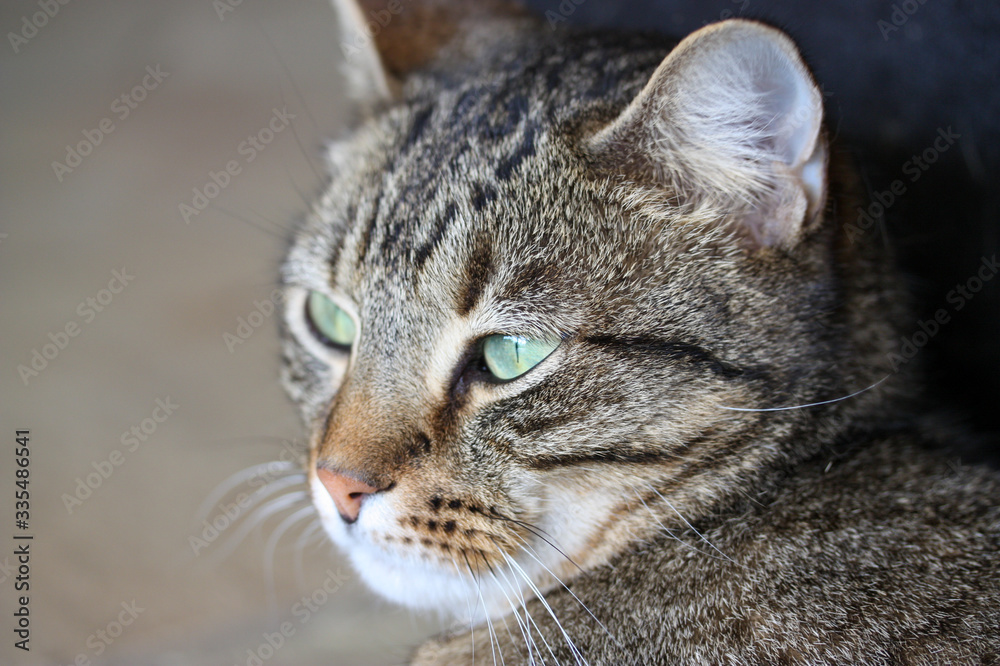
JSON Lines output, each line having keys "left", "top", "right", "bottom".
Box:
{"left": 316, "top": 468, "right": 379, "bottom": 524}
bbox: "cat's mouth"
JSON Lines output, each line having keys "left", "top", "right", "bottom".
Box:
{"left": 307, "top": 467, "right": 549, "bottom": 617}
{"left": 310, "top": 468, "right": 524, "bottom": 565}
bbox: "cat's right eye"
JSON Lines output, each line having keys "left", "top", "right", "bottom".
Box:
{"left": 305, "top": 291, "right": 357, "bottom": 350}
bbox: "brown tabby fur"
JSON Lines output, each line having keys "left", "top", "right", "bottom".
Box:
{"left": 279, "top": 1, "right": 1000, "bottom": 663}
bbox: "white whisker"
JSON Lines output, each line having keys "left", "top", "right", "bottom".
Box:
{"left": 482, "top": 577, "right": 501, "bottom": 666}
{"left": 497, "top": 557, "right": 557, "bottom": 665}
{"left": 192, "top": 461, "right": 300, "bottom": 527}
{"left": 716, "top": 374, "right": 890, "bottom": 412}
{"left": 230, "top": 474, "right": 309, "bottom": 525}
{"left": 488, "top": 561, "right": 542, "bottom": 664}
{"left": 451, "top": 555, "right": 478, "bottom": 666}
{"left": 631, "top": 487, "right": 729, "bottom": 563}
{"left": 646, "top": 485, "right": 736, "bottom": 565}
{"left": 203, "top": 490, "right": 309, "bottom": 567}
{"left": 293, "top": 519, "right": 324, "bottom": 589}
{"left": 263, "top": 505, "right": 317, "bottom": 612}
{"left": 502, "top": 551, "right": 589, "bottom": 666}
{"left": 466, "top": 551, "right": 500, "bottom": 666}
{"left": 511, "top": 537, "right": 619, "bottom": 650}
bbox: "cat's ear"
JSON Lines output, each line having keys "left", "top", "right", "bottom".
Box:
{"left": 587, "top": 20, "right": 826, "bottom": 250}
{"left": 330, "top": 0, "right": 395, "bottom": 111}
{"left": 331, "top": 0, "right": 526, "bottom": 113}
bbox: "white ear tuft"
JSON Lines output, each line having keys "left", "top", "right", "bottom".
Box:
{"left": 588, "top": 20, "right": 827, "bottom": 249}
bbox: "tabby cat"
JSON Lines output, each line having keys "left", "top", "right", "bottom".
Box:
{"left": 278, "top": 0, "right": 1000, "bottom": 662}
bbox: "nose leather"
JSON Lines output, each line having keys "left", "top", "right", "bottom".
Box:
{"left": 317, "top": 467, "right": 380, "bottom": 524}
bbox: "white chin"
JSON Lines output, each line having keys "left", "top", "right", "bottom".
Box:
{"left": 348, "top": 542, "right": 490, "bottom": 619}
{"left": 309, "top": 475, "right": 513, "bottom": 622}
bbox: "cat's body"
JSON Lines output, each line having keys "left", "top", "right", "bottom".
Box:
{"left": 415, "top": 437, "right": 1000, "bottom": 664}
{"left": 279, "top": 1, "right": 1000, "bottom": 663}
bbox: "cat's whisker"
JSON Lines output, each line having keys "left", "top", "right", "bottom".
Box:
{"left": 494, "top": 553, "right": 558, "bottom": 665}
{"left": 485, "top": 563, "right": 538, "bottom": 664}
{"left": 487, "top": 541, "right": 553, "bottom": 665}
{"left": 287, "top": 173, "right": 319, "bottom": 215}
{"left": 241, "top": 473, "right": 309, "bottom": 513}
{"left": 263, "top": 504, "right": 318, "bottom": 612}
{"left": 209, "top": 203, "right": 291, "bottom": 241}
{"left": 461, "top": 550, "right": 481, "bottom": 584}
{"left": 478, "top": 552, "right": 513, "bottom": 666}
{"left": 486, "top": 512, "right": 583, "bottom": 574}
{"left": 450, "top": 554, "right": 479, "bottom": 665}
{"left": 192, "top": 460, "right": 300, "bottom": 528}
{"left": 461, "top": 549, "right": 497, "bottom": 665}
{"left": 501, "top": 551, "right": 589, "bottom": 666}
{"left": 203, "top": 490, "right": 310, "bottom": 568}
{"left": 474, "top": 562, "right": 501, "bottom": 666}
{"left": 630, "top": 487, "right": 729, "bottom": 563}
{"left": 252, "top": 20, "right": 328, "bottom": 185}
{"left": 716, "top": 374, "right": 891, "bottom": 412}
{"left": 200, "top": 472, "right": 308, "bottom": 544}
{"left": 645, "top": 484, "right": 736, "bottom": 566}
{"left": 293, "top": 519, "right": 325, "bottom": 590}
{"left": 248, "top": 208, "right": 297, "bottom": 236}
{"left": 510, "top": 538, "right": 620, "bottom": 650}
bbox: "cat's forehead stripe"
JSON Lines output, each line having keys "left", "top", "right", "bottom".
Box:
{"left": 413, "top": 201, "right": 458, "bottom": 272}
{"left": 456, "top": 238, "right": 494, "bottom": 318}
{"left": 354, "top": 185, "right": 383, "bottom": 266}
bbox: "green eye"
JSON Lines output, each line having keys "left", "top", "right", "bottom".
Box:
{"left": 306, "top": 291, "right": 356, "bottom": 349}
{"left": 482, "top": 334, "right": 560, "bottom": 381}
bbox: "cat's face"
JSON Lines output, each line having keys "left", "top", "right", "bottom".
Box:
{"left": 281, "top": 2, "right": 885, "bottom": 620}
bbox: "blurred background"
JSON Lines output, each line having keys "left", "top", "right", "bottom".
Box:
{"left": 1, "top": 1, "right": 997, "bottom": 665}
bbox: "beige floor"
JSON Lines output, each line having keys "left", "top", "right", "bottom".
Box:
{"left": 1, "top": 1, "right": 439, "bottom": 664}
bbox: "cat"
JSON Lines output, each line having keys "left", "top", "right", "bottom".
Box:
{"left": 278, "top": 0, "right": 1000, "bottom": 662}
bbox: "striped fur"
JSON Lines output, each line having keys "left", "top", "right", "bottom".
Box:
{"left": 279, "top": 2, "right": 1000, "bottom": 663}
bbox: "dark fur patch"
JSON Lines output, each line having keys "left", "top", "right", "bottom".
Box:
{"left": 404, "top": 104, "right": 435, "bottom": 152}
{"left": 583, "top": 335, "right": 747, "bottom": 379}
{"left": 414, "top": 202, "right": 458, "bottom": 270}
{"left": 456, "top": 239, "right": 494, "bottom": 316}
{"left": 470, "top": 181, "right": 497, "bottom": 212}
{"left": 356, "top": 188, "right": 383, "bottom": 264}
{"left": 495, "top": 123, "right": 537, "bottom": 181}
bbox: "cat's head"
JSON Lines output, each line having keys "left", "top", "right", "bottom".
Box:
{"left": 281, "top": 0, "right": 902, "bottom": 619}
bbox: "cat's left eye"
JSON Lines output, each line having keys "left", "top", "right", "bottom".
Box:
{"left": 305, "top": 291, "right": 356, "bottom": 350}
{"left": 482, "top": 334, "right": 561, "bottom": 381}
